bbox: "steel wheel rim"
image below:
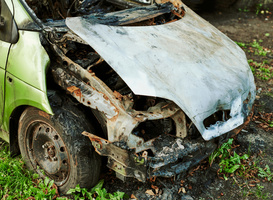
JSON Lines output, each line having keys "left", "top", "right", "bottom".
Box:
{"left": 25, "top": 121, "right": 70, "bottom": 186}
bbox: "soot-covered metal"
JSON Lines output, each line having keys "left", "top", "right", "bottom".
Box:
{"left": 21, "top": 0, "right": 255, "bottom": 182}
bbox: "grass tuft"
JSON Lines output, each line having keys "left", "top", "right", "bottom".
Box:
{"left": 0, "top": 141, "right": 57, "bottom": 200}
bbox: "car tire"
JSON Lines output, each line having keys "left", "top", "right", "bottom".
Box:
{"left": 18, "top": 94, "right": 101, "bottom": 194}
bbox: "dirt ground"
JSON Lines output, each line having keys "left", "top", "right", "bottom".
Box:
{"left": 102, "top": 5, "right": 273, "bottom": 200}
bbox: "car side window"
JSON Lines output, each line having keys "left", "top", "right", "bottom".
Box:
{"left": 0, "top": 0, "right": 19, "bottom": 44}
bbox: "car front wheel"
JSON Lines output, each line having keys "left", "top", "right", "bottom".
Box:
{"left": 18, "top": 98, "right": 101, "bottom": 194}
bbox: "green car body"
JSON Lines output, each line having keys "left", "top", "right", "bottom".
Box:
{"left": 0, "top": 0, "right": 52, "bottom": 143}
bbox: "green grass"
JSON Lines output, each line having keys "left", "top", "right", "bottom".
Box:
{"left": 0, "top": 142, "right": 57, "bottom": 200}
{"left": 209, "top": 139, "right": 273, "bottom": 182}
{"left": 210, "top": 139, "right": 273, "bottom": 199}
{"left": 235, "top": 40, "right": 270, "bottom": 57}
{"left": 67, "top": 180, "right": 127, "bottom": 200}
{"left": 248, "top": 59, "right": 273, "bottom": 80}
{"left": 258, "top": 165, "right": 273, "bottom": 181}
{"left": 250, "top": 40, "right": 269, "bottom": 57}
{"left": 0, "top": 140, "right": 127, "bottom": 200}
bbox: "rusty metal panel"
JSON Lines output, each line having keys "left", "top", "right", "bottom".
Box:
{"left": 66, "top": 4, "right": 255, "bottom": 140}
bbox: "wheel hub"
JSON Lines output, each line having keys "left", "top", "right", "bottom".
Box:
{"left": 28, "top": 123, "right": 70, "bottom": 186}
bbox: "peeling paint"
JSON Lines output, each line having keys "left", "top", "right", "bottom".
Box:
{"left": 20, "top": 0, "right": 256, "bottom": 182}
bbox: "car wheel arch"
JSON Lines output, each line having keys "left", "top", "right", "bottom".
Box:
{"left": 9, "top": 105, "right": 27, "bottom": 156}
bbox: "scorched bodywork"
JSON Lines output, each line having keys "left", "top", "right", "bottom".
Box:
{"left": 0, "top": 0, "right": 255, "bottom": 193}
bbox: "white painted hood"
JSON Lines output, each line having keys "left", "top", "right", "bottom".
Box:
{"left": 66, "top": 5, "right": 256, "bottom": 140}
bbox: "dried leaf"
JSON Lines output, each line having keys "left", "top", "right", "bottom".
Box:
{"left": 145, "top": 189, "right": 155, "bottom": 196}
{"left": 178, "top": 188, "right": 182, "bottom": 194}
{"left": 131, "top": 194, "right": 138, "bottom": 199}
{"left": 151, "top": 185, "right": 159, "bottom": 194}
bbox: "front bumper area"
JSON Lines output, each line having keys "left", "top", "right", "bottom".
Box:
{"left": 83, "top": 131, "right": 216, "bottom": 181}
{"left": 83, "top": 109, "right": 253, "bottom": 181}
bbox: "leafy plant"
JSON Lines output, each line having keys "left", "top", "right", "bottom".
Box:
{"left": 219, "top": 151, "right": 249, "bottom": 174}
{"left": 258, "top": 165, "right": 273, "bottom": 181}
{"left": 250, "top": 40, "right": 269, "bottom": 56}
{"left": 235, "top": 41, "right": 247, "bottom": 48}
{"left": 248, "top": 59, "right": 273, "bottom": 80}
{"left": 67, "top": 180, "right": 126, "bottom": 200}
{"left": 236, "top": 40, "right": 270, "bottom": 57}
{"left": 209, "top": 138, "right": 233, "bottom": 165}
{"left": 238, "top": 7, "right": 249, "bottom": 12}
{"left": 209, "top": 139, "right": 249, "bottom": 179}
{"left": 256, "top": 3, "right": 263, "bottom": 15}
{"left": 0, "top": 143, "right": 58, "bottom": 200}
{"left": 254, "top": 184, "right": 269, "bottom": 199}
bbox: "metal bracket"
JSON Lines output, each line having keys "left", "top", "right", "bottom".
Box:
{"left": 82, "top": 131, "right": 147, "bottom": 182}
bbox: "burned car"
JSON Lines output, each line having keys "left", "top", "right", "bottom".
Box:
{"left": 0, "top": 0, "right": 255, "bottom": 193}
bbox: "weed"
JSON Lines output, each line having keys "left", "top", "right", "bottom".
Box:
{"left": 0, "top": 141, "right": 124, "bottom": 200}
{"left": 238, "top": 7, "right": 249, "bottom": 12}
{"left": 254, "top": 184, "right": 269, "bottom": 199}
{"left": 256, "top": 3, "right": 263, "bottom": 15}
{"left": 236, "top": 40, "right": 270, "bottom": 57}
{"left": 67, "top": 180, "right": 127, "bottom": 200}
{"left": 0, "top": 143, "right": 57, "bottom": 199}
{"left": 219, "top": 151, "right": 249, "bottom": 175}
{"left": 241, "top": 184, "right": 270, "bottom": 199}
{"left": 248, "top": 59, "right": 256, "bottom": 73}
{"left": 209, "top": 139, "right": 250, "bottom": 180}
{"left": 235, "top": 41, "right": 247, "bottom": 48}
{"left": 250, "top": 40, "right": 269, "bottom": 56}
{"left": 209, "top": 138, "right": 233, "bottom": 166}
{"left": 248, "top": 60, "right": 273, "bottom": 80}
{"left": 258, "top": 165, "right": 273, "bottom": 181}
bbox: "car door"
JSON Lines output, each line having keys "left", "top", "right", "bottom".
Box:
{"left": 0, "top": 0, "right": 18, "bottom": 132}
{"left": 0, "top": 0, "right": 9, "bottom": 126}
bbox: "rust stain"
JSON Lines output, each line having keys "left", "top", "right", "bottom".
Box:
{"left": 38, "top": 111, "right": 50, "bottom": 120}
{"left": 108, "top": 113, "right": 119, "bottom": 122}
{"left": 137, "top": 141, "right": 142, "bottom": 147}
{"left": 74, "top": 90, "right": 82, "bottom": 97}
{"left": 67, "top": 86, "right": 82, "bottom": 97}
{"left": 103, "top": 94, "right": 109, "bottom": 101}
{"left": 113, "top": 91, "right": 123, "bottom": 101}
{"left": 171, "top": 9, "right": 185, "bottom": 18}
{"left": 165, "top": 19, "right": 178, "bottom": 24}
{"left": 178, "top": 117, "right": 182, "bottom": 123}
{"left": 90, "top": 137, "right": 103, "bottom": 148}
{"left": 67, "top": 86, "right": 79, "bottom": 93}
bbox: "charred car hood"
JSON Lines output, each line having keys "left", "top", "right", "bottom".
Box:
{"left": 66, "top": 6, "right": 256, "bottom": 140}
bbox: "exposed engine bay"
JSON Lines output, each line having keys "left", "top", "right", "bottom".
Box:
{"left": 20, "top": 0, "right": 255, "bottom": 181}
